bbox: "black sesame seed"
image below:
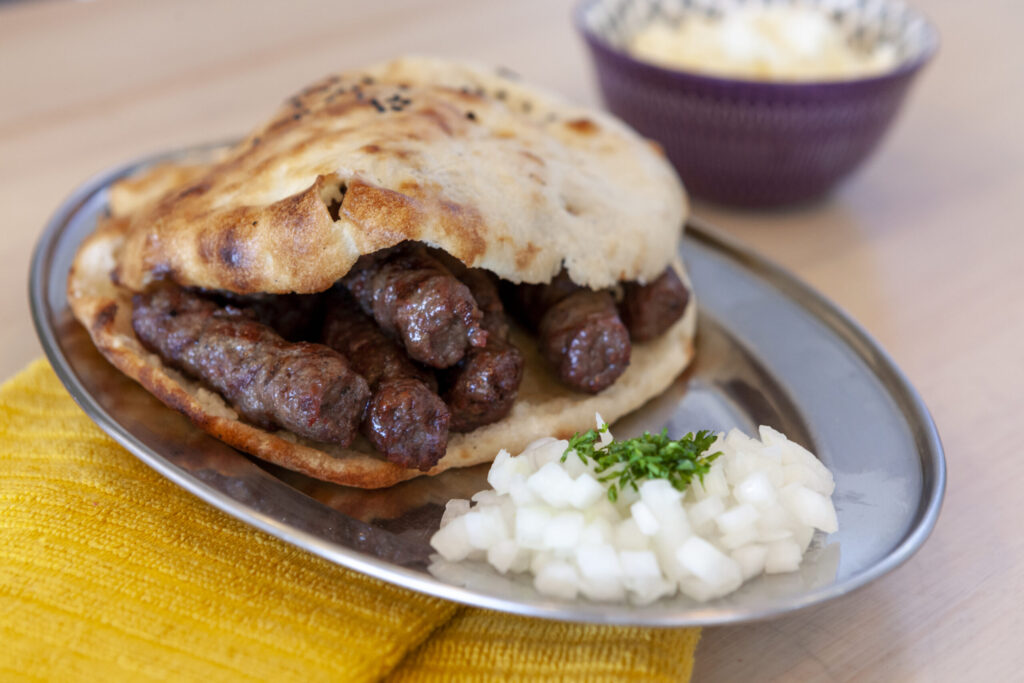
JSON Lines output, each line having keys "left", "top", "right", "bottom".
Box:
{"left": 370, "top": 98, "right": 386, "bottom": 113}
{"left": 466, "top": 111, "right": 477, "bottom": 121}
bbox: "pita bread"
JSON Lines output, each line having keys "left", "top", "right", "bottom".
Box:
{"left": 67, "top": 56, "right": 696, "bottom": 489}
{"left": 114, "top": 56, "right": 685, "bottom": 294}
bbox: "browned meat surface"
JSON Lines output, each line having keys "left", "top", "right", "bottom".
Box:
{"left": 619, "top": 268, "right": 690, "bottom": 342}
{"left": 343, "top": 244, "right": 486, "bottom": 368}
{"left": 322, "top": 288, "right": 449, "bottom": 470}
{"left": 362, "top": 378, "right": 450, "bottom": 471}
{"left": 438, "top": 267, "right": 524, "bottom": 431}
{"left": 539, "top": 289, "right": 631, "bottom": 394}
{"left": 442, "top": 336, "right": 523, "bottom": 431}
{"left": 322, "top": 289, "right": 437, "bottom": 390}
{"left": 132, "top": 285, "right": 369, "bottom": 445}
{"left": 507, "top": 271, "right": 631, "bottom": 394}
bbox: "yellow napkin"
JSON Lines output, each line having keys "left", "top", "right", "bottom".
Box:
{"left": 0, "top": 360, "right": 699, "bottom": 681}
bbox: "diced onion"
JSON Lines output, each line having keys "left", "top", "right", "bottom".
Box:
{"left": 429, "top": 420, "right": 838, "bottom": 603}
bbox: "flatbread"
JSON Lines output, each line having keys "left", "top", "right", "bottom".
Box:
{"left": 69, "top": 217, "right": 694, "bottom": 488}
{"left": 67, "top": 56, "right": 696, "bottom": 489}
{"left": 114, "top": 56, "right": 686, "bottom": 294}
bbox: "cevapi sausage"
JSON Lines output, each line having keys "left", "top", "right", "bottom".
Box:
{"left": 438, "top": 266, "right": 524, "bottom": 432}
{"left": 538, "top": 289, "right": 631, "bottom": 394}
{"left": 322, "top": 289, "right": 449, "bottom": 471}
{"left": 342, "top": 244, "right": 487, "bottom": 368}
{"left": 619, "top": 267, "right": 690, "bottom": 342}
{"left": 132, "top": 285, "right": 370, "bottom": 445}
{"left": 510, "top": 272, "right": 631, "bottom": 394}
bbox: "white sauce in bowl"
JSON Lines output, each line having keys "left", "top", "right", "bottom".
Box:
{"left": 628, "top": 5, "right": 898, "bottom": 81}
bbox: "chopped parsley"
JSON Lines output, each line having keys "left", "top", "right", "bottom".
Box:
{"left": 562, "top": 424, "right": 722, "bottom": 502}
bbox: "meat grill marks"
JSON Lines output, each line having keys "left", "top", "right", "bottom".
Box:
{"left": 509, "top": 272, "right": 632, "bottom": 395}
{"left": 321, "top": 289, "right": 449, "bottom": 470}
{"left": 618, "top": 268, "right": 690, "bottom": 342}
{"left": 131, "top": 285, "right": 370, "bottom": 446}
{"left": 434, "top": 262, "right": 524, "bottom": 432}
{"left": 342, "top": 244, "right": 487, "bottom": 368}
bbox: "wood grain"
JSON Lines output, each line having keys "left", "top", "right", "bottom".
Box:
{"left": 2, "top": 0, "right": 1021, "bottom": 679}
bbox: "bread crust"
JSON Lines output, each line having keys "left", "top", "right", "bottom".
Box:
{"left": 114, "top": 57, "right": 686, "bottom": 294}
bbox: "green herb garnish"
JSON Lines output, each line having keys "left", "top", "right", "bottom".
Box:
{"left": 561, "top": 425, "right": 721, "bottom": 502}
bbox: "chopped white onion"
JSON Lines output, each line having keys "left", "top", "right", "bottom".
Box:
{"left": 429, "top": 420, "right": 838, "bottom": 604}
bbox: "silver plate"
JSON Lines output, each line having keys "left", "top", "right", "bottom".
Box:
{"left": 30, "top": 146, "right": 944, "bottom": 626}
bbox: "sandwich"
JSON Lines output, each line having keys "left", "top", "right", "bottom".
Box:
{"left": 67, "top": 56, "right": 696, "bottom": 489}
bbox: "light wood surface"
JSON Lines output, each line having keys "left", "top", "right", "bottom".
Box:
{"left": 2, "top": 0, "right": 1021, "bottom": 679}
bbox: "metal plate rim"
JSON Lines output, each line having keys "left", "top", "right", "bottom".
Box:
{"left": 29, "top": 148, "right": 945, "bottom": 627}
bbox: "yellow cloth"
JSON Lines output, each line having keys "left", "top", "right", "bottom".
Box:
{"left": 0, "top": 360, "right": 699, "bottom": 681}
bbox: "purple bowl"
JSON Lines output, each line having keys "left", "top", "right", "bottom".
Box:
{"left": 576, "top": 0, "right": 938, "bottom": 207}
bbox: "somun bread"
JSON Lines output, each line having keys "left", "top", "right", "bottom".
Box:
{"left": 67, "top": 56, "right": 696, "bottom": 488}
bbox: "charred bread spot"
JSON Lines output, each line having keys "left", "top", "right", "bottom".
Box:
{"left": 562, "top": 199, "right": 582, "bottom": 216}
{"left": 218, "top": 226, "right": 245, "bottom": 269}
{"left": 566, "top": 118, "right": 599, "bottom": 135}
{"left": 515, "top": 242, "right": 540, "bottom": 269}
{"left": 91, "top": 301, "right": 118, "bottom": 336}
{"left": 418, "top": 107, "right": 454, "bottom": 136}
{"left": 176, "top": 180, "right": 212, "bottom": 199}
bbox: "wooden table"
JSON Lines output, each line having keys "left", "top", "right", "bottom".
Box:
{"left": 2, "top": 0, "right": 1020, "bottom": 679}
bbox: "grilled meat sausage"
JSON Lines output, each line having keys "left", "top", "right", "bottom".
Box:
{"left": 322, "top": 289, "right": 449, "bottom": 470}
{"left": 362, "top": 378, "right": 449, "bottom": 471}
{"left": 538, "top": 289, "right": 631, "bottom": 394}
{"left": 438, "top": 267, "right": 524, "bottom": 432}
{"left": 618, "top": 268, "right": 690, "bottom": 342}
{"left": 342, "top": 244, "right": 487, "bottom": 368}
{"left": 509, "top": 272, "right": 631, "bottom": 394}
{"left": 132, "top": 285, "right": 370, "bottom": 445}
